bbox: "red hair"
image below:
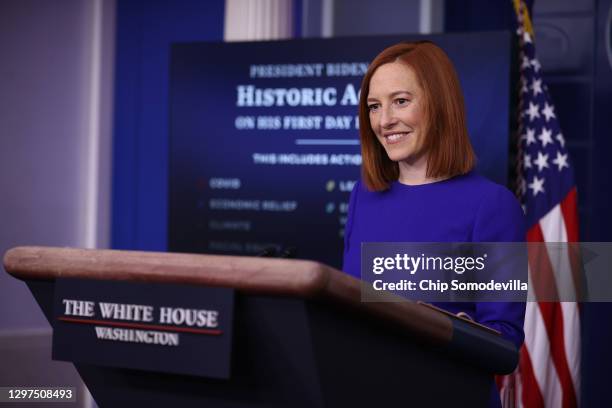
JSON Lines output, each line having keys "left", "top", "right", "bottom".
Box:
{"left": 359, "top": 41, "right": 476, "bottom": 191}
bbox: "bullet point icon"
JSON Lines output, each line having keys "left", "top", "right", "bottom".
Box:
{"left": 326, "top": 180, "right": 336, "bottom": 192}
{"left": 325, "top": 202, "right": 335, "bottom": 214}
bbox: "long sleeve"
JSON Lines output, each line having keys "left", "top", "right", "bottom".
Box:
{"left": 472, "top": 184, "right": 527, "bottom": 349}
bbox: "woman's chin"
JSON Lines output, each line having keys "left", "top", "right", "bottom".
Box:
{"left": 384, "top": 150, "right": 413, "bottom": 163}
{"left": 384, "top": 149, "right": 428, "bottom": 168}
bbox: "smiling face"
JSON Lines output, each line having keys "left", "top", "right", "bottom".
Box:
{"left": 367, "top": 61, "right": 428, "bottom": 165}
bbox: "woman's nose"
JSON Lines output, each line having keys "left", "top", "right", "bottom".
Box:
{"left": 380, "top": 105, "right": 398, "bottom": 129}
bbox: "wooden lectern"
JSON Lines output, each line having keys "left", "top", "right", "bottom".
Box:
{"left": 3, "top": 246, "right": 518, "bottom": 407}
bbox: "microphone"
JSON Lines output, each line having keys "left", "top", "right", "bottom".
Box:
{"left": 256, "top": 246, "right": 277, "bottom": 257}
{"left": 279, "top": 246, "right": 297, "bottom": 259}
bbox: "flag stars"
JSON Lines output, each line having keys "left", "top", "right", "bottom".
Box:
{"left": 524, "top": 153, "right": 532, "bottom": 169}
{"left": 538, "top": 127, "right": 554, "bottom": 147}
{"left": 525, "top": 127, "right": 536, "bottom": 145}
{"left": 541, "top": 102, "right": 556, "bottom": 122}
{"left": 517, "top": 27, "right": 574, "bottom": 206}
{"left": 522, "top": 56, "right": 532, "bottom": 69}
{"left": 556, "top": 133, "right": 566, "bottom": 148}
{"left": 553, "top": 151, "right": 569, "bottom": 171}
{"left": 521, "top": 81, "right": 529, "bottom": 94}
{"left": 519, "top": 76, "right": 528, "bottom": 94}
{"left": 534, "top": 151, "right": 549, "bottom": 172}
{"left": 526, "top": 102, "right": 541, "bottom": 121}
{"left": 528, "top": 176, "right": 545, "bottom": 196}
{"left": 531, "top": 78, "right": 543, "bottom": 96}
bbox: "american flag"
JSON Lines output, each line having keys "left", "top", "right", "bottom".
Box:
{"left": 497, "top": 1, "right": 581, "bottom": 406}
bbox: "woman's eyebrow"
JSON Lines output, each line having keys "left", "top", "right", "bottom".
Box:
{"left": 367, "top": 90, "right": 414, "bottom": 102}
{"left": 389, "top": 90, "right": 413, "bottom": 97}
{"left": 367, "top": 90, "right": 413, "bottom": 101}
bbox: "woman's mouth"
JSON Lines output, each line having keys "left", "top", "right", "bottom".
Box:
{"left": 384, "top": 132, "right": 411, "bottom": 144}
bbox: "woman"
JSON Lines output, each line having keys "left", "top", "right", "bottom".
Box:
{"left": 342, "top": 41, "right": 526, "bottom": 350}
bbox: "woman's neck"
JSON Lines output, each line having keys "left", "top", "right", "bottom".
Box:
{"left": 397, "top": 154, "right": 445, "bottom": 186}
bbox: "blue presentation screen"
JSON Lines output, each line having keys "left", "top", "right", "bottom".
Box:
{"left": 169, "top": 32, "right": 513, "bottom": 269}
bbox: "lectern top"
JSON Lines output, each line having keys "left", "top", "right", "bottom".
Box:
{"left": 4, "top": 246, "right": 453, "bottom": 344}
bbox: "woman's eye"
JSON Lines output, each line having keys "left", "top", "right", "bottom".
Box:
{"left": 368, "top": 103, "right": 380, "bottom": 111}
{"left": 395, "top": 98, "right": 409, "bottom": 105}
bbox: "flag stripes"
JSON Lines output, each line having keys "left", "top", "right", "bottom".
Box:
{"left": 500, "top": 2, "right": 581, "bottom": 406}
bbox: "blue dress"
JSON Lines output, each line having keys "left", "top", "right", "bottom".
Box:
{"left": 342, "top": 171, "right": 526, "bottom": 349}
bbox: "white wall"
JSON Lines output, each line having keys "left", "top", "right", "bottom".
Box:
{"left": 0, "top": 0, "right": 113, "bottom": 330}
{"left": 0, "top": 1, "right": 114, "bottom": 405}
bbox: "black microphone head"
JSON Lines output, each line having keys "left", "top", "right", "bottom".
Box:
{"left": 257, "top": 246, "right": 278, "bottom": 257}
{"left": 279, "top": 246, "right": 297, "bottom": 259}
